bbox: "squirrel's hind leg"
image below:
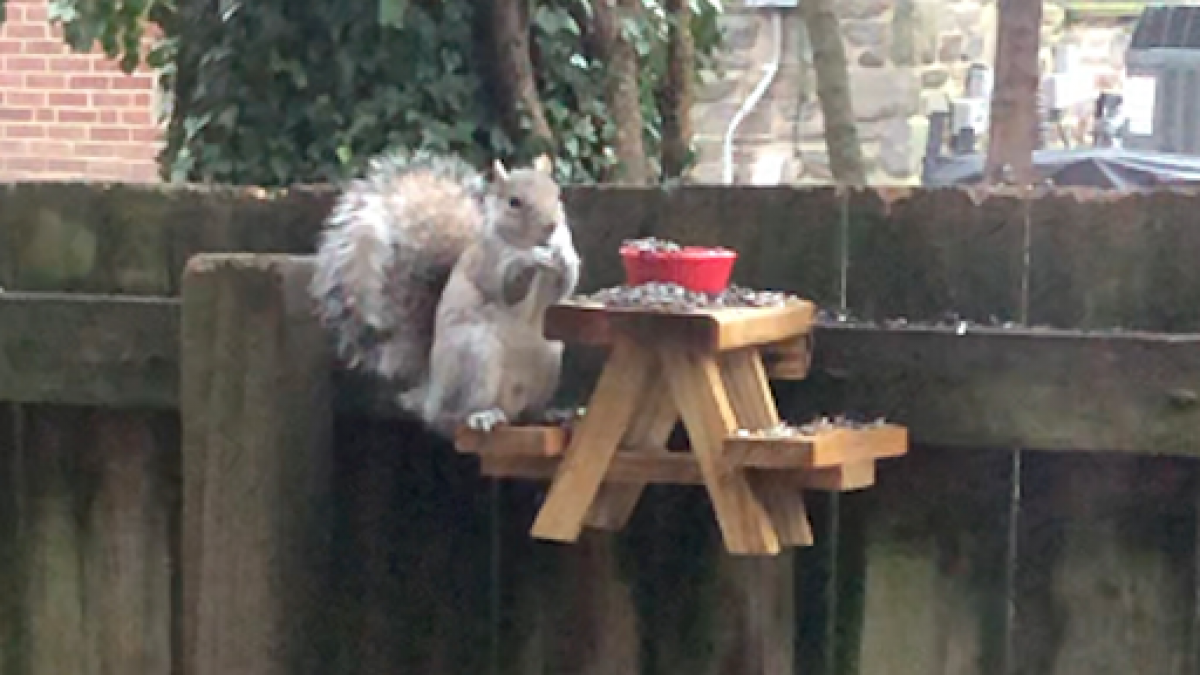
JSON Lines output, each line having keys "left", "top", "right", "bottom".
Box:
{"left": 424, "top": 323, "right": 507, "bottom": 436}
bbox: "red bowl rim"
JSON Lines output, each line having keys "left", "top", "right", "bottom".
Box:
{"left": 619, "top": 245, "right": 737, "bottom": 260}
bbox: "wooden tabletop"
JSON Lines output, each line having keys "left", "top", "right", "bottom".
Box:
{"left": 544, "top": 299, "right": 816, "bottom": 352}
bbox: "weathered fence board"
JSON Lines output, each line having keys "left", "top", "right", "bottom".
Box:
{"left": 8, "top": 185, "right": 1200, "bottom": 675}
{"left": 0, "top": 405, "right": 176, "bottom": 675}
{"left": 789, "top": 324, "right": 1200, "bottom": 455}
{"left": 179, "top": 254, "right": 333, "bottom": 675}
{"left": 1014, "top": 454, "right": 1198, "bottom": 675}
{"left": 0, "top": 293, "right": 178, "bottom": 409}
{"left": 850, "top": 448, "right": 1012, "bottom": 675}
{"left": 844, "top": 188, "right": 1028, "bottom": 324}
{"left": 10, "top": 288, "right": 1200, "bottom": 458}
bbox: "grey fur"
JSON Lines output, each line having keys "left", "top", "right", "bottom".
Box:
{"left": 309, "top": 150, "right": 580, "bottom": 438}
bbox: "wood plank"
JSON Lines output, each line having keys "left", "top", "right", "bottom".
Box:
{"left": 660, "top": 347, "right": 780, "bottom": 555}
{"left": 83, "top": 412, "right": 174, "bottom": 675}
{"left": 803, "top": 323, "right": 1200, "bottom": 455}
{"left": 16, "top": 270, "right": 1200, "bottom": 458}
{"left": 545, "top": 301, "right": 815, "bottom": 352}
{"left": 530, "top": 338, "right": 654, "bottom": 543}
{"left": 455, "top": 424, "right": 567, "bottom": 457}
{"left": 792, "top": 460, "right": 876, "bottom": 491}
{"left": 180, "top": 254, "right": 333, "bottom": 675}
{"left": 719, "top": 348, "right": 813, "bottom": 547}
{"left": 0, "top": 292, "right": 178, "bottom": 409}
{"left": 760, "top": 334, "right": 812, "bottom": 380}
{"left": 723, "top": 424, "right": 909, "bottom": 469}
{"left": 475, "top": 452, "right": 865, "bottom": 491}
{"left": 584, "top": 368, "right": 678, "bottom": 530}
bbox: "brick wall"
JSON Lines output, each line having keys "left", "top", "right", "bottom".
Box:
{"left": 0, "top": 0, "right": 163, "bottom": 182}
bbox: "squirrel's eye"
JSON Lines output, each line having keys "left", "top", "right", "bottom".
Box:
{"left": 509, "top": 197, "right": 522, "bottom": 209}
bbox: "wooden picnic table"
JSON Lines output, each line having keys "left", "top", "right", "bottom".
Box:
{"left": 455, "top": 298, "right": 907, "bottom": 556}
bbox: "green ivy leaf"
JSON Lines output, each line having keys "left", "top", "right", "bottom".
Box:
{"left": 378, "top": 0, "right": 408, "bottom": 28}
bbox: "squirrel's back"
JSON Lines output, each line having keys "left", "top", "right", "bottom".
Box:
{"left": 310, "top": 151, "right": 486, "bottom": 385}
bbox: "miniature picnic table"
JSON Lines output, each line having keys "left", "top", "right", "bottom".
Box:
{"left": 455, "top": 298, "right": 907, "bottom": 556}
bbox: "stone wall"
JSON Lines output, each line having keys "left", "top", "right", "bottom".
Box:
{"left": 691, "top": 0, "right": 1141, "bottom": 186}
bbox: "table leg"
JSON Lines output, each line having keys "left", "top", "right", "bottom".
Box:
{"left": 659, "top": 348, "right": 780, "bottom": 556}
{"left": 585, "top": 367, "right": 678, "bottom": 531}
{"left": 531, "top": 338, "right": 654, "bottom": 543}
{"left": 719, "top": 348, "right": 813, "bottom": 547}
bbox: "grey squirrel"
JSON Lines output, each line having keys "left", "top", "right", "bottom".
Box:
{"left": 310, "top": 150, "right": 580, "bottom": 437}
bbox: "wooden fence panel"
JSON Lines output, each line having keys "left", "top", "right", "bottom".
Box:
{"left": 179, "top": 255, "right": 333, "bottom": 675}
{"left": 0, "top": 405, "right": 175, "bottom": 675}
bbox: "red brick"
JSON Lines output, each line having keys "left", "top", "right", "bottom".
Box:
{"left": 5, "top": 56, "right": 46, "bottom": 71}
{"left": 0, "top": 5, "right": 163, "bottom": 183}
{"left": 84, "top": 162, "right": 126, "bottom": 180}
{"left": 5, "top": 125, "right": 46, "bottom": 139}
{"left": 114, "top": 144, "right": 155, "bottom": 160}
{"left": 112, "top": 75, "right": 154, "bottom": 90}
{"left": 121, "top": 110, "right": 154, "bottom": 126}
{"left": 6, "top": 157, "right": 47, "bottom": 171}
{"left": 49, "top": 56, "right": 92, "bottom": 72}
{"left": 28, "top": 140, "right": 73, "bottom": 156}
{"left": 89, "top": 127, "right": 131, "bottom": 142}
{"left": 70, "top": 75, "right": 109, "bottom": 89}
{"left": 92, "top": 92, "right": 132, "bottom": 107}
{"left": 75, "top": 142, "right": 119, "bottom": 158}
{"left": 5, "top": 24, "right": 47, "bottom": 39}
{"left": 22, "top": 40, "right": 64, "bottom": 55}
{"left": 131, "top": 127, "right": 160, "bottom": 142}
{"left": 57, "top": 109, "right": 98, "bottom": 123}
{"left": 5, "top": 91, "right": 45, "bottom": 106}
{"left": 48, "top": 92, "right": 88, "bottom": 107}
{"left": 46, "top": 125, "right": 87, "bottom": 141}
{"left": 25, "top": 74, "right": 67, "bottom": 89}
{"left": 46, "top": 158, "right": 89, "bottom": 173}
{"left": 0, "top": 108, "right": 33, "bottom": 122}
{"left": 21, "top": 3, "right": 48, "bottom": 22}
{"left": 0, "top": 140, "right": 28, "bottom": 155}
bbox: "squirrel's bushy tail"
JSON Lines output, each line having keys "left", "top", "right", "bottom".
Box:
{"left": 310, "top": 150, "right": 486, "bottom": 387}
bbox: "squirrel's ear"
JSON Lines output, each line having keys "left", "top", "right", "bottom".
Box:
{"left": 491, "top": 159, "right": 510, "bottom": 183}
{"left": 532, "top": 154, "right": 554, "bottom": 174}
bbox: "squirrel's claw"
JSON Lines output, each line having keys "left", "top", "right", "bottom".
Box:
{"left": 466, "top": 409, "right": 509, "bottom": 432}
{"left": 531, "top": 246, "right": 557, "bottom": 268}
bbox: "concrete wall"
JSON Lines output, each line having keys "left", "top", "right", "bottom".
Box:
{"left": 691, "top": 0, "right": 1141, "bottom": 186}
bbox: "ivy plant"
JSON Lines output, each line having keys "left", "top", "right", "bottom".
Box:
{"left": 6, "top": 0, "right": 725, "bottom": 186}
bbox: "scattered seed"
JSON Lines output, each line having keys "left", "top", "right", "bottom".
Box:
{"left": 735, "top": 415, "right": 888, "bottom": 438}
{"left": 580, "top": 282, "right": 803, "bottom": 312}
{"left": 621, "top": 237, "right": 683, "bottom": 253}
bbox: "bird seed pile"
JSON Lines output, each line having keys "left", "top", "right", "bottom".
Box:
{"left": 582, "top": 282, "right": 802, "bottom": 311}
{"left": 735, "top": 415, "right": 888, "bottom": 438}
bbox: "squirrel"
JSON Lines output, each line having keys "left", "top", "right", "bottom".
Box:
{"left": 310, "top": 150, "right": 580, "bottom": 438}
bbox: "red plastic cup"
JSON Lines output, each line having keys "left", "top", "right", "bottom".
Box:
{"left": 619, "top": 245, "right": 738, "bottom": 294}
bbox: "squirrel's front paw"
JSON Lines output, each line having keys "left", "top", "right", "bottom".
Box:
{"left": 466, "top": 409, "right": 509, "bottom": 433}
{"left": 531, "top": 246, "right": 556, "bottom": 268}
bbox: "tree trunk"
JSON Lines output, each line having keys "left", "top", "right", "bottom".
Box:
{"left": 593, "top": 0, "right": 650, "bottom": 184}
{"left": 801, "top": 0, "right": 866, "bottom": 185}
{"left": 660, "top": 0, "right": 695, "bottom": 179}
{"left": 983, "top": 0, "right": 1042, "bottom": 185}
{"left": 493, "top": 0, "right": 555, "bottom": 155}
